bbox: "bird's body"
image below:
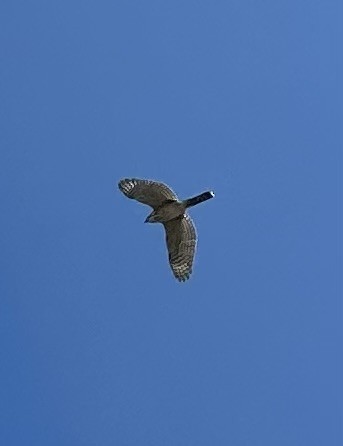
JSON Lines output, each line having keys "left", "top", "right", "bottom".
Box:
{"left": 118, "top": 178, "right": 214, "bottom": 281}
{"left": 145, "top": 200, "right": 185, "bottom": 223}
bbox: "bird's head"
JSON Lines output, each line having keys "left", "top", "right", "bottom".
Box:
{"left": 145, "top": 210, "right": 160, "bottom": 223}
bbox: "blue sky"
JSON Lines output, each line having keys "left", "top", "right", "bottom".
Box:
{"left": 0, "top": 1, "right": 341, "bottom": 445}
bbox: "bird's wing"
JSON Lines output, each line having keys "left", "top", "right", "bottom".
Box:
{"left": 163, "top": 215, "right": 197, "bottom": 282}
{"left": 118, "top": 178, "right": 178, "bottom": 209}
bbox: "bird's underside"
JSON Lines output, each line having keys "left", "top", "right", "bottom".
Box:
{"left": 118, "top": 178, "right": 214, "bottom": 282}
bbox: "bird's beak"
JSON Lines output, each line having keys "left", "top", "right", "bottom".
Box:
{"left": 144, "top": 217, "right": 149, "bottom": 223}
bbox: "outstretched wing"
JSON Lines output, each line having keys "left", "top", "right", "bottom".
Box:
{"left": 163, "top": 215, "right": 197, "bottom": 282}
{"left": 118, "top": 178, "right": 178, "bottom": 209}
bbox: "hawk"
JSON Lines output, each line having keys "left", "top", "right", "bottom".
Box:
{"left": 118, "top": 178, "right": 214, "bottom": 282}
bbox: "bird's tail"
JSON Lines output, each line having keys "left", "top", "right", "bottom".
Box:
{"left": 184, "top": 191, "right": 215, "bottom": 208}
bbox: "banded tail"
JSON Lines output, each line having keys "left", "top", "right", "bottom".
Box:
{"left": 184, "top": 191, "right": 215, "bottom": 208}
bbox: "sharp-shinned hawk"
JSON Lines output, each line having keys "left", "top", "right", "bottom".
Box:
{"left": 118, "top": 178, "right": 214, "bottom": 282}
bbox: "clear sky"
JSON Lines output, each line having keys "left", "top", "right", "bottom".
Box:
{"left": 0, "top": 1, "right": 341, "bottom": 445}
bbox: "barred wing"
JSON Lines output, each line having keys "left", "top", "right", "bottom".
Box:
{"left": 118, "top": 178, "right": 178, "bottom": 209}
{"left": 163, "top": 215, "right": 197, "bottom": 282}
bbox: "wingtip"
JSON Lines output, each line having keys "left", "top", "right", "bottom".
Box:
{"left": 118, "top": 179, "right": 125, "bottom": 191}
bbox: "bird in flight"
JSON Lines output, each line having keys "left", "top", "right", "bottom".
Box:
{"left": 118, "top": 178, "right": 214, "bottom": 282}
